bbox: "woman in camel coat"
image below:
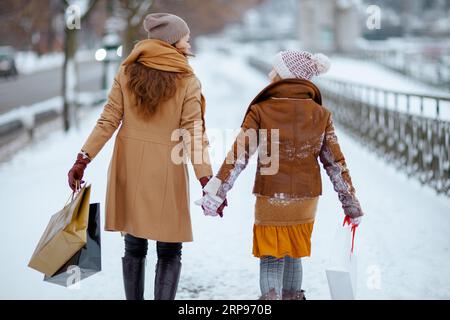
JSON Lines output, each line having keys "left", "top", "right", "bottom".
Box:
{"left": 67, "top": 13, "right": 223, "bottom": 300}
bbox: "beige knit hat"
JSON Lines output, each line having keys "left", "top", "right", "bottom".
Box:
{"left": 143, "top": 13, "right": 190, "bottom": 45}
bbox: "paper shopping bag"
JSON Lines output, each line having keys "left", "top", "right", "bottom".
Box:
{"left": 44, "top": 203, "right": 101, "bottom": 287}
{"left": 28, "top": 184, "right": 91, "bottom": 277}
{"left": 325, "top": 219, "right": 357, "bottom": 300}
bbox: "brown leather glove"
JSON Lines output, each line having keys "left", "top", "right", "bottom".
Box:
{"left": 199, "top": 176, "right": 211, "bottom": 189}
{"left": 68, "top": 153, "right": 90, "bottom": 192}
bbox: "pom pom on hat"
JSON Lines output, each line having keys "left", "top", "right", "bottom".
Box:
{"left": 312, "top": 53, "right": 331, "bottom": 74}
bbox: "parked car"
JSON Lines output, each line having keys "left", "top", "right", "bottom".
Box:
{"left": 0, "top": 46, "right": 18, "bottom": 78}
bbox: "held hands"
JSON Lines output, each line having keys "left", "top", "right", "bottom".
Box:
{"left": 196, "top": 176, "right": 227, "bottom": 217}
{"left": 199, "top": 176, "right": 211, "bottom": 189}
{"left": 198, "top": 193, "right": 227, "bottom": 217}
{"left": 68, "top": 152, "right": 91, "bottom": 192}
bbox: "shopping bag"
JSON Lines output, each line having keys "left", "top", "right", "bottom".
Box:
{"left": 44, "top": 203, "right": 102, "bottom": 287}
{"left": 325, "top": 216, "right": 358, "bottom": 300}
{"left": 28, "top": 184, "right": 91, "bottom": 277}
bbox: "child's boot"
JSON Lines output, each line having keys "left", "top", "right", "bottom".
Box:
{"left": 282, "top": 289, "right": 306, "bottom": 300}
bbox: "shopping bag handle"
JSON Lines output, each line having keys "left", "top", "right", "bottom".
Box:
{"left": 343, "top": 215, "right": 357, "bottom": 254}
{"left": 63, "top": 181, "right": 83, "bottom": 206}
{"left": 64, "top": 191, "right": 75, "bottom": 207}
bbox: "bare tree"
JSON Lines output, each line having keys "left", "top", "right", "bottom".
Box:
{"left": 112, "top": 0, "right": 262, "bottom": 56}
{"left": 62, "top": 0, "right": 99, "bottom": 132}
{"left": 116, "top": 0, "right": 154, "bottom": 56}
{"left": 151, "top": 0, "right": 264, "bottom": 37}
{"left": 0, "top": 0, "right": 64, "bottom": 53}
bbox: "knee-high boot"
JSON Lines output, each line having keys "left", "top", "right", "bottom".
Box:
{"left": 154, "top": 258, "right": 181, "bottom": 300}
{"left": 122, "top": 256, "right": 146, "bottom": 300}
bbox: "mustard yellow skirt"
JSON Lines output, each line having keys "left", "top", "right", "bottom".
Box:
{"left": 252, "top": 195, "right": 318, "bottom": 259}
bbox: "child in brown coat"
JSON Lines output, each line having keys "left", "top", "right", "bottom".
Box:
{"left": 197, "top": 50, "right": 363, "bottom": 300}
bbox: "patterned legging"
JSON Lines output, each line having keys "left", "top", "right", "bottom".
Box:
{"left": 260, "top": 256, "right": 303, "bottom": 296}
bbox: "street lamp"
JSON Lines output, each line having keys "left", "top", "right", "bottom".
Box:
{"left": 97, "top": 33, "right": 122, "bottom": 91}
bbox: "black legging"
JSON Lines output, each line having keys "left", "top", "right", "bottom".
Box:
{"left": 124, "top": 233, "right": 182, "bottom": 261}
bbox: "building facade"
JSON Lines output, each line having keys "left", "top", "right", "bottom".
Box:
{"left": 298, "top": 0, "right": 362, "bottom": 53}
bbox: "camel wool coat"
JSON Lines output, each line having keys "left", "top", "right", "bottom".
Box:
{"left": 81, "top": 66, "right": 212, "bottom": 242}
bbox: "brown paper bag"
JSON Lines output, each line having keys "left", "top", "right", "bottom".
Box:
{"left": 28, "top": 184, "right": 91, "bottom": 277}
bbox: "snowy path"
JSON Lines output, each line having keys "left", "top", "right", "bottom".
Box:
{"left": 1, "top": 43, "right": 449, "bottom": 300}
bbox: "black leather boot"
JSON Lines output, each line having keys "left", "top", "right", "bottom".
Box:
{"left": 122, "top": 256, "right": 146, "bottom": 300}
{"left": 154, "top": 258, "right": 182, "bottom": 300}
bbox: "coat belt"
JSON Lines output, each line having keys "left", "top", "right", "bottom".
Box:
{"left": 118, "top": 127, "right": 180, "bottom": 146}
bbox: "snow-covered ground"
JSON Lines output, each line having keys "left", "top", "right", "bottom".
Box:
{"left": 356, "top": 37, "right": 450, "bottom": 85}
{"left": 15, "top": 50, "right": 95, "bottom": 75}
{"left": 325, "top": 56, "right": 448, "bottom": 97}
{"left": 1, "top": 39, "right": 449, "bottom": 300}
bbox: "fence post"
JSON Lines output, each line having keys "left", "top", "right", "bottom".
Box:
{"left": 436, "top": 98, "right": 440, "bottom": 118}
{"left": 406, "top": 94, "right": 411, "bottom": 113}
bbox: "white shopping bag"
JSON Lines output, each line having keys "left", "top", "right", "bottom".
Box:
{"left": 325, "top": 217, "right": 358, "bottom": 300}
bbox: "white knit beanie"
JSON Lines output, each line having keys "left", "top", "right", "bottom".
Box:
{"left": 273, "top": 50, "right": 331, "bottom": 80}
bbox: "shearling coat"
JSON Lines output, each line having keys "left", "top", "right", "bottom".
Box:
{"left": 215, "top": 79, "right": 363, "bottom": 219}
{"left": 81, "top": 66, "right": 212, "bottom": 242}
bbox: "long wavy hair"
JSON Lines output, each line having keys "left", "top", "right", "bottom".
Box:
{"left": 125, "top": 62, "right": 185, "bottom": 119}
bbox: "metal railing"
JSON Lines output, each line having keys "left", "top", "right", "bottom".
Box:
{"left": 248, "top": 56, "right": 450, "bottom": 197}
{"left": 317, "top": 78, "right": 450, "bottom": 197}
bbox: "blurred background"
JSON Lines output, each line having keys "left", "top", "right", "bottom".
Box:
{"left": 0, "top": 0, "right": 449, "bottom": 299}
